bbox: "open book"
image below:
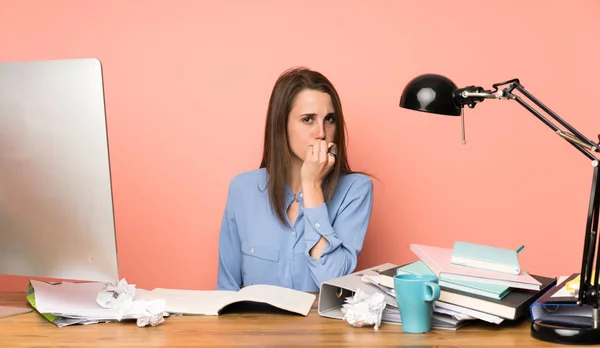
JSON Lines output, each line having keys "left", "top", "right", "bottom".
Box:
{"left": 145, "top": 284, "right": 316, "bottom": 316}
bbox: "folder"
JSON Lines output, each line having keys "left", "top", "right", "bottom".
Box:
{"left": 530, "top": 299, "right": 592, "bottom": 326}
{"left": 318, "top": 263, "right": 399, "bottom": 320}
{"left": 529, "top": 273, "right": 590, "bottom": 326}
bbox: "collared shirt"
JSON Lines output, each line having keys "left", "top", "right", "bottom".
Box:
{"left": 216, "top": 168, "right": 374, "bottom": 292}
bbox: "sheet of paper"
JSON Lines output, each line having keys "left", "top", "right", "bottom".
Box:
{"left": 551, "top": 275, "right": 575, "bottom": 298}
{"left": 0, "top": 306, "right": 33, "bottom": 318}
{"left": 360, "top": 275, "right": 395, "bottom": 297}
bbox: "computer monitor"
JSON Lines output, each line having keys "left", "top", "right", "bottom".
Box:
{"left": 0, "top": 58, "right": 119, "bottom": 284}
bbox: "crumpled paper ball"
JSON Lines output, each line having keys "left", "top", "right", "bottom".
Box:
{"left": 341, "top": 288, "right": 387, "bottom": 330}
{"left": 96, "top": 278, "right": 166, "bottom": 327}
{"left": 125, "top": 299, "right": 167, "bottom": 328}
{"left": 96, "top": 278, "right": 136, "bottom": 311}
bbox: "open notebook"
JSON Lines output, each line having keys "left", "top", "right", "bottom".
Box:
{"left": 145, "top": 284, "right": 316, "bottom": 316}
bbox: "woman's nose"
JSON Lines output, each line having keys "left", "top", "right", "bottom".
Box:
{"left": 315, "top": 122, "right": 326, "bottom": 139}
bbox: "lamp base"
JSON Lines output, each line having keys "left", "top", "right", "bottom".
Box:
{"left": 531, "top": 319, "right": 600, "bottom": 345}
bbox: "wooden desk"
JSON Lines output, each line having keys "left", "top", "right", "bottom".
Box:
{"left": 0, "top": 291, "right": 560, "bottom": 347}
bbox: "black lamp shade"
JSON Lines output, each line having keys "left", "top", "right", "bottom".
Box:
{"left": 399, "top": 74, "right": 462, "bottom": 116}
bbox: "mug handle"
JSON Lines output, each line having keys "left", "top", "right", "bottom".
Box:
{"left": 423, "top": 282, "right": 441, "bottom": 302}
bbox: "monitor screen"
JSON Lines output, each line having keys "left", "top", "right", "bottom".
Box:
{"left": 0, "top": 58, "right": 119, "bottom": 282}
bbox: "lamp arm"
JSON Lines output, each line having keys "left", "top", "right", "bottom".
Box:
{"left": 460, "top": 79, "right": 600, "bottom": 312}
{"left": 510, "top": 82, "right": 599, "bottom": 155}
{"left": 502, "top": 82, "right": 600, "bottom": 310}
{"left": 460, "top": 80, "right": 600, "bottom": 161}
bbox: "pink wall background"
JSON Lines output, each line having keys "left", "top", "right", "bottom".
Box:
{"left": 1, "top": 0, "right": 599, "bottom": 291}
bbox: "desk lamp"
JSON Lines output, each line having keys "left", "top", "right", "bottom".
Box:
{"left": 399, "top": 73, "right": 600, "bottom": 345}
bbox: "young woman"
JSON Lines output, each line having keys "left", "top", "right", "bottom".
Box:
{"left": 216, "top": 67, "right": 374, "bottom": 292}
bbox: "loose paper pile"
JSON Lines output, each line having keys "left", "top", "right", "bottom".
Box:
{"left": 27, "top": 279, "right": 167, "bottom": 327}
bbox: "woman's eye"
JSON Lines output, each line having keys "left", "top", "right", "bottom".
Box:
{"left": 325, "top": 115, "right": 335, "bottom": 123}
{"left": 303, "top": 116, "right": 312, "bottom": 123}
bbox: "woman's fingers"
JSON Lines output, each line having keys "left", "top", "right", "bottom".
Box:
{"left": 310, "top": 140, "right": 319, "bottom": 161}
{"left": 327, "top": 143, "right": 336, "bottom": 168}
{"left": 318, "top": 140, "right": 328, "bottom": 163}
{"left": 305, "top": 144, "right": 314, "bottom": 161}
{"left": 328, "top": 143, "right": 337, "bottom": 158}
{"left": 306, "top": 141, "right": 336, "bottom": 167}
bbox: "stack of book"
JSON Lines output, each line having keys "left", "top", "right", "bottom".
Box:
{"left": 375, "top": 242, "right": 556, "bottom": 328}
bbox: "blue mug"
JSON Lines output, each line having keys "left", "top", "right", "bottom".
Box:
{"left": 393, "top": 273, "right": 441, "bottom": 333}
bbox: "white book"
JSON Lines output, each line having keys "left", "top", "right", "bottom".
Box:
{"left": 145, "top": 284, "right": 316, "bottom": 316}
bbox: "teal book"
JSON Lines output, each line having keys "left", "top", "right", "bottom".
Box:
{"left": 397, "top": 260, "right": 511, "bottom": 300}
{"left": 451, "top": 241, "right": 521, "bottom": 275}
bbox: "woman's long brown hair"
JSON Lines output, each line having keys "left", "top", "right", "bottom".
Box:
{"left": 259, "top": 67, "right": 354, "bottom": 226}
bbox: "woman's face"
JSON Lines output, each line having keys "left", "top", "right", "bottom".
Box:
{"left": 286, "top": 88, "right": 337, "bottom": 162}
